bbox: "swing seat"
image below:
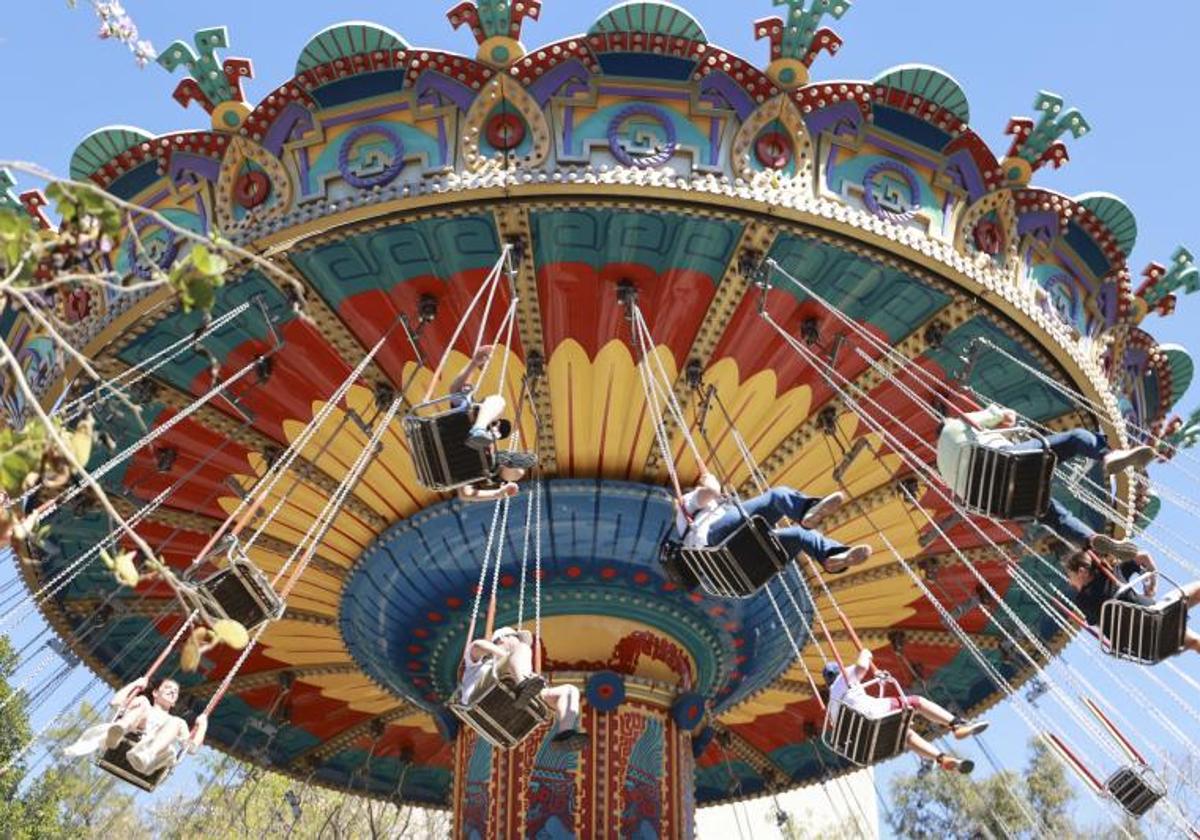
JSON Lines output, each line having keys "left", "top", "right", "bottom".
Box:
{"left": 196, "top": 554, "right": 284, "bottom": 633}
{"left": 1098, "top": 595, "right": 1189, "bottom": 665}
{"left": 959, "top": 428, "right": 1056, "bottom": 521}
{"left": 449, "top": 674, "right": 552, "bottom": 750}
{"left": 96, "top": 731, "right": 175, "bottom": 792}
{"left": 822, "top": 705, "right": 913, "bottom": 766}
{"left": 669, "top": 516, "right": 790, "bottom": 599}
{"left": 403, "top": 395, "right": 492, "bottom": 492}
{"left": 1104, "top": 764, "right": 1165, "bottom": 817}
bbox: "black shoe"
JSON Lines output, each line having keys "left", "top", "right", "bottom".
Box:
{"left": 494, "top": 450, "right": 538, "bottom": 471}
{"left": 551, "top": 729, "right": 589, "bottom": 751}
{"left": 465, "top": 428, "right": 496, "bottom": 451}
{"left": 512, "top": 674, "right": 546, "bottom": 706}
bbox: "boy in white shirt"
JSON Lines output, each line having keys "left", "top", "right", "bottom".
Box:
{"left": 459, "top": 626, "right": 587, "bottom": 750}
{"left": 64, "top": 677, "right": 207, "bottom": 775}
{"left": 823, "top": 648, "right": 986, "bottom": 773}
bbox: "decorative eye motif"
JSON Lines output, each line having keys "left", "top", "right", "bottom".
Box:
{"left": 755, "top": 131, "right": 793, "bottom": 170}
{"left": 234, "top": 169, "right": 271, "bottom": 209}
{"left": 486, "top": 111, "right": 527, "bottom": 151}
{"left": 972, "top": 218, "right": 1004, "bottom": 256}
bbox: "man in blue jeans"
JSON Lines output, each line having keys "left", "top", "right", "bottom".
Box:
{"left": 936, "top": 405, "right": 1155, "bottom": 558}
{"left": 674, "top": 470, "right": 871, "bottom": 574}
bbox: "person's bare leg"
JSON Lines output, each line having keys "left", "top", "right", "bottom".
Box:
{"left": 911, "top": 697, "right": 953, "bottom": 728}
{"left": 128, "top": 719, "right": 184, "bottom": 774}
{"left": 114, "top": 696, "right": 151, "bottom": 732}
{"left": 472, "top": 395, "right": 507, "bottom": 432}
{"left": 905, "top": 730, "right": 941, "bottom": 762}
{"left": 1181, "top": 581, "right": 1200, "bottom": 609}
{"left": 1184, "top": 629, "right": 1200, "bottom": 656}
{"left": 540, "top": 685, "right": 577, "bottom": 732}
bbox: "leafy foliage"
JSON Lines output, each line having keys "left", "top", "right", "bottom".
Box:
{"left": 887, "top": 739, "right": 1140, "bottom": 840}
{"left": 167, "top": 243, "right": 228, "bottom": 313}
{"left": 0, "top": 635, "right": 73, "bottom": 840}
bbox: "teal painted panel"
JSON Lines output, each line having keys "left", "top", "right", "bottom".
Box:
{"left": 874, "top": 64, "right": 970, "bottom": 123}
{"left": 116, "top": 272, "right": 289, "bottom": 393}
{"left": 531, "top": 208, "right": 741, "bottom": 284}
{"left": 767, "top": 234, "right": 952, "bottom": 342}
{"left": 290, "top": 214, "right": 501, "bottom": 311}
{"left": 589, "top": 2, "right": 708, "bottom": 42}
{"left": 296, "top": 22, "right": 409, "bottom": 75}
{"left": 926, "top": 316, "right": 1076, "bottom": 421}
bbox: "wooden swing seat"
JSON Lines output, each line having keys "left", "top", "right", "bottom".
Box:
{"left": 96, "top": 731, "right": 175, "bottom": 792}
{"left": 449, "top": 672, "right": 552, "bottom": 750}
{"left": 403, "top": 395, "right": 491, "bottom": 492}
{"left": 959, "top": 428, "right": 1056, "bottom": 521}
{"left": 823, "top": 704, "right": 914, "bottom": 766}
{"left": 1105, "top": 764, "right": 1165, "bottom": 817}
{"left": 1099, "top": 595, "right": 1189, "bottom": 665}
{"left": 196, "top": 553, "right": 284, "bottom": 633}
{"left": 668, "top": 516, "right": 790, "bottom": 599}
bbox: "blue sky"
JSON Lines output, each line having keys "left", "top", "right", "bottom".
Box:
{"left": 2, "top": 1, "right": 1199, "bottom": 834}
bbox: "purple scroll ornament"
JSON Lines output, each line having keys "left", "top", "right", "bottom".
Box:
{"left": 607, "top": 104, "right": 677, "bottom": 168}
{"left": 337, "top": 125, "right": 406, "bottom": 189}
{"left": 861, "top": 160, "right": 920, "bottom": 224}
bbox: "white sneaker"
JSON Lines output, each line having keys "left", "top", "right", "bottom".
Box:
{"left": 802, "top": 492, "right": 846, "bottom": 529}
{"left": 1102, "top": 446, "right": 1155, "bottom": 476}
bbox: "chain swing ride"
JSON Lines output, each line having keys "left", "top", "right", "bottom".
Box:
{"left": 6, "top": 0, "right": 1200, "bottom": 836}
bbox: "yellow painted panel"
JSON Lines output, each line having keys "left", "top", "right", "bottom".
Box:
{"left": 547, "top": 339, "right": 659, "bottom": 479}
{"left": 261, "top": 649, "right": 352, "bottom": 666}
{"left": 672, "top": 360, "right": 815, "bottom": 491}
{"left": 533, "top": 613, "right": 696, "bottom": 688}
{"left": 347, "top": 697, "right": 404, "bottom": 714}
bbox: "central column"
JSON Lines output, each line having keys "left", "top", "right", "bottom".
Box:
{"left": 452, "top": 676, "right": 698, "bottom": 839}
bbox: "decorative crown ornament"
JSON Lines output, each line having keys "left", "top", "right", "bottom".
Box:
{"left": 1137, "top": 247, "right": 1199, "bottom": 319}
{"left": 157, "top": 26, "right": 254, "bottom": 132}
{"left": 1001, "top": 91, "right": 1090, "bottom": 186}
{"left": 448, "top": 0, "right": 542, "bottom": 67}
{"left": 754, "top": 0, "right": 851, "bottom": 89}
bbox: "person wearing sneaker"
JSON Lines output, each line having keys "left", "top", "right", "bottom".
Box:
{"left": 1064, "top": 551, "right": 1200, "bottom": 657}
{"left": 936, "top": 404, "right": 1155, "bottom": 557}
{"left": 459, "top": 627, "right": 588, "bottom": 751}
{"left": 448, "top": 346, "right": 539, "bottom": 503}
{"left": 63, "top": 677, "right": 207, "bottom": 774}
{"left": 823, "top": 649, "right": 986, "bottom": 773}
{"left": 674, "top": 469, "right": 871, "bottom": 574}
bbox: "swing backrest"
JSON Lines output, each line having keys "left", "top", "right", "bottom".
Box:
{"left": 673, "top": 516, "right": 789, "bottom": 598}
{"left": 821, "top": 672, "right": 912, "bottom": 766}
{"left": 1104, "top": 764, "right": 1165, "bottom": 817}
{"left": 403, "top": 396, "right": 491, "bottom": 491}
{"left": 1098, "top": 582, "right": 1189, "bottom": 665}
{"left": 198, "top": 553, "right": 285, "bottom": 632}
{"left": 960, "top": 427, "right": 1055, "bottom": 521}
{"left": 450, "top": 675, "right": 551, "bottom": 750}
{"left": 824, "top": 704, "right": 913, "bottom": 766}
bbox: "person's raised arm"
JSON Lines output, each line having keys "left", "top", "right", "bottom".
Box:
{"left": 187, "top": 713, "right": 208, "bottom": 753}
{"left": 962, "top": 405, "right": 1013, "bottom": 430}
{"left": 469, "top": 639, "right": 506, "bottom": 659}
{"left": 449, "top": 345, "right": 494, "bottom": 395}
{"left": 110, "top": 677, "right": 148, "bottom": 708}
